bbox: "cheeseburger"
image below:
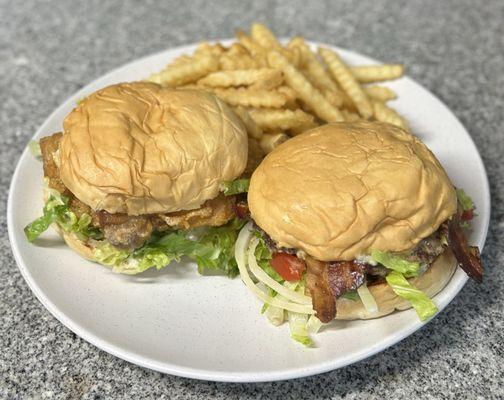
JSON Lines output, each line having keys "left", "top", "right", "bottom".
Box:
{"left": 25, "top": 82, "right": 250, "bottom": 275}
{"left": 236, "top": 121, "right": 482, "bottom": 344}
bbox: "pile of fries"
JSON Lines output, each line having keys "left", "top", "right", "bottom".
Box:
{"left": 148, "top": 23, "right": 406, "bottom": 164}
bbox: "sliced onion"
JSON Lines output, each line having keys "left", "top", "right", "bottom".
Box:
{"left": 235, "top": 224, "right": 315, "bottom": 314}
{"left": 357, "top": 283, "right": 379, "bottom": 313}
{"left": 247, "top": 238, "right": 312, "bottom": 305}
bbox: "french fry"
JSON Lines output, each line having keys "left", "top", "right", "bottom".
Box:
{"left": 236, "top": 30, "right": 266, "bottom": 56}
{"left": 364, "top": 85, "right": 397, "bottom": 101}
{"left": 198, "top": 69, "right": 282, "bottom": 89}
{"left": 267, "top": 51, "right": 344, "bottom": 122}
{"left": 285, "top": 47, "right": 302, "bottom": 68}
{"left": 289, "top": 120, "right": 319, "bottom": 136}
{"left": 249, "top": 71, "right": 284, "bottom": 90}
{"left": 322, "top": 88, "right": 344, "bottom": 108}
{"left": 233, "top": 106, "right": 264, "bottom": 139}
{"left": 342, "top": 109, "right": 361, "bottom": 122}
{"left": 372, "top": 100, "right": 409, "bottom": 130}
{"left": 290, "top": 38, "right": 340, "bottom": 94}
{"left": 350, "top": 65, "right": 404, "bottom": 83}
{"left": 259, "top": 132, "right": 289, "bottom": 154}
{"left": 195, "top": 42, "right": 226, "bottom": 57}
{"left": 251, "top": 23, "right": 283, "bottom": 51}
{"left": 220, "top": 54, "right": 265, "bottom": 70}
{"left": 228, "top": 43, "right": 249, "bottom": 56}
{"left": 148, "top": 55, "right": 219, "bottom": 87}
{"left": 276, "top": 86, "right": 298, "bottom": 108}
{"left": 212, "top": 87, "right": 287, "bottom": 108}
{"left": 249, "top": 108, "right": 314, "bottom": 131}
{"left": 171, "top": 55, "right": 194, "bottom": 66}
{"left": 319, "top": 47, "right": 373, "bottom": 119}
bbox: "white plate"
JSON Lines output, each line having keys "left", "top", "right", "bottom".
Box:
{"left": 8, "top": 41, "right": 490, "bottom": 382}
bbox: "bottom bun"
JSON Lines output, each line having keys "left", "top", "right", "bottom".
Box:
{"left": 335, "top": 248, "right": 457, "bottom": 320}
{"left": 53, "top": 224, "right": 97, "bottom": 262}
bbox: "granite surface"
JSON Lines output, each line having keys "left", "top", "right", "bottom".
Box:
{"left": 1, "top": 0, "right": 503, "bottom": 398}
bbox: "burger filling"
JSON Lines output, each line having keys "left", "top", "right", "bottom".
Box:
{"left": 25, "top": 133, "right": 249, "bottom": 276}
{"left": 243, "top": 191, "right": 481, "bottom": 329}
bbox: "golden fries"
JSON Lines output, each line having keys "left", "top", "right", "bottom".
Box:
{"left": 319, "top": 47, "right": 373, "bottom": 119}
{"left": 148, "top": 22, "right": 410, "bottom": 164}
{"left": 236, "top": 30, "right": 266, "bottom": 57}
{"left": 276, "top": 86, "right": 298, "bottom": 108}
{"left": 364, "top": 85, "right": 397, "bottom": 101}
{"left": 232, "top": 106, "right": 263, "bottom": 139}
{"left": 149, "top": 55, "right": 219, "bottom": 87}
{"left": 289, "top": 120, "right": 319, "bottom": 136}
{"left": 350, "top": 65, "right": 404, "bottom": 83}
{"left": 211, "top": 87, "right": 287, "bottom": 108}
{"left": 195, "top": 42, "right": 226, "bottom": 57}
{"left": 249, "top": 108, "right": 314, "bottom": 131}
{"left": 372, "top": 100, "right": 409, "bottom": 130}
{"left": 219, "top": 54, "right": 265, "bottom": 70}
{"left": 198, "top": 69, "right": 282, "bottom": 89}
{"left": 268, "top": 51, "right": 344, "bottom": 122}
{"left": 259, "top": 132, "right": 289, "bottom": 154}
{"left": 251, "top": 23, "right": 282, "bottom": 51}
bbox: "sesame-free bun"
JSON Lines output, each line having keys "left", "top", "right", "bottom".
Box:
{"left": 59, "top": 82, "right": 248, "bottom": 215}
{"left": 248, "top": 121, "right": 457, "bottom": 261}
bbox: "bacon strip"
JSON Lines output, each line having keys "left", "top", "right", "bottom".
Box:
{"left": 447, "top": 216, "right": 483, "bottom": 282}
{"left": 305, "top": 257, "right": 336, "bottom": 323}
{"left": 305, "top": 258, "right": 367, "bottom": 322}
{"left": 327, "top": 261, "right": 365, "bottom": 297}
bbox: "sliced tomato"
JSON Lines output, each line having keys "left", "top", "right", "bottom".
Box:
{"left": 460, "top": 208, "right": 474, "bottom": 221}
{"left": 270, "top": 253, "right": 306, "bottom": 281}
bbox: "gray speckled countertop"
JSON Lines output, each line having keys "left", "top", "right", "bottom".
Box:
{"left": 1, "top": 0, "right": 503, "bottom": 398}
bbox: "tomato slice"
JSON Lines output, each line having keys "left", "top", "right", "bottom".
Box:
{"left": 270, "top": 253, "right": 306, "bottom": 281}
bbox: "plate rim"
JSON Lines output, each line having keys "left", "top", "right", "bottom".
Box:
{"left": 7, "top": 40, "right": 491, "bottom": 382}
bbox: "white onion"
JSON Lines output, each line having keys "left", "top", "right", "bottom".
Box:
{"left": 234, "top": 224, "right": 315, "bottom": 314}
{"left": 357, "top": 283, "right": 379, "bottom": 313}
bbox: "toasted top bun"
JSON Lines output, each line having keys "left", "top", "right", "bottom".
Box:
{"left": 59, "top": 82, "right": 248, "bottom": 215}
{"left": 248, "top": 121, "right": 457, "bottom": 261}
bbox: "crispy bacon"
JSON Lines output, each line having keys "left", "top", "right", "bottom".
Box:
{"left": 305, "top": 258, "right": 368, "bottom": 322}
{"left": 305, "top": 257, "right": 336, "bottom": 323}
{"left": 327, "top": 261, "right": 365, "bottom": 297}
{"left": 447, "top": 216, "right": 483, "bottom": 282}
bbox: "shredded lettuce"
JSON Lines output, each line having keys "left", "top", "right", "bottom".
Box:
{"left": 94, "top": 242, "right": 130, "bottom": 266}
{"left": 24, "top": 193, "right": 102, "bottom": 242}
{"left": 27, "top": 191, "right": 243, "bottom": 276}
{"left": 253, "top": 232, "right": 283, "bottom": 282}
{"left": 28, "top": 140, "right": 41, "bottom": 159}
{"left": 288, "top": 311, "right": 313, "bottom": 347}
{"left": 371, "top": 250, "right": 421, "bottom": 277}
{"left": 456, "top": 188, "right": 474, "bottom": 211}
{"left": 385, "top": 271, "right": 438, "bottom": 321}
{"left": 219, "top": 179, "right": 250, "bottom": 196}
{"left": 94, "top": 219, "right": 245, "bottom": 275}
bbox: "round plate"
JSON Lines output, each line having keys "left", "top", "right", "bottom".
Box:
{"left": 8, "top": 41, "right": 490, "bottom": 382}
